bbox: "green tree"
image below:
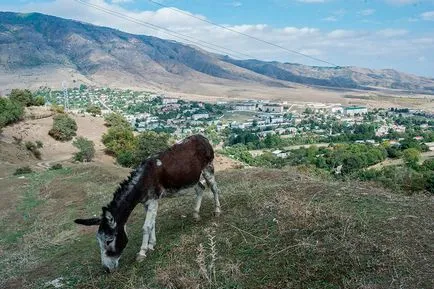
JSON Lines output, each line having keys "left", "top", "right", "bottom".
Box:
{"left": 9, "top": 89, "right": 33, "bottom": 106}
{"left": 86, "top": 105, "right": 102, "bottom": 116}
{"left": 403, "top": 148, "right": 421, "bottom": 168}
{"left": 102, "top": 126, "right": 137, "bottom": 156}
{"left": 135, "top": 131, "right": 170, "bottom": 164}
{"left": 73, "top": 137, "right": 95, "bottom": 162}
{"left": 0, "top": 97, "right": 25, "bottom": 130}
{"left": 48, "top": 114, "right": 78, "bottom": 141}
{"left": 104, "top": 113, "right": 130, "bottom": 128}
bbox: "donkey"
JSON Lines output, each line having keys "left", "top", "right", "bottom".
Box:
{"left": 74, "top": 134, "right": 221, "bottom": 272}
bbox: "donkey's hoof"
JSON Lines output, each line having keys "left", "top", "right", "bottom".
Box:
{"left": 136, "top": 252, "right": 147, "bottom": 262}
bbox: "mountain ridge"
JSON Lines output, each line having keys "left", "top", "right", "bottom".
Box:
{"left": 1, "top": 11, "right": 434, "bottom": 94}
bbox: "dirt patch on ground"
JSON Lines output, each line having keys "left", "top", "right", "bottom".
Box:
{"left": 1, "top": 112, "right": 112, "bottom": 166}
{"left": 214, "top": 154, "right": 243, "bottom": 172}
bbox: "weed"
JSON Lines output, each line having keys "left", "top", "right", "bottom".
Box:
{"left": 14, "top": 166, "right": 33, "bottom": 175}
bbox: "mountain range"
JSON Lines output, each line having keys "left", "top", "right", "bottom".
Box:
{"left": 1, "top": 11, "right": 434, "bottom": 96}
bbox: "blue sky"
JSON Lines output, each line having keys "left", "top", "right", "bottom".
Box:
{"left": 1, "top": 0, "right": 434, "bottom": 77}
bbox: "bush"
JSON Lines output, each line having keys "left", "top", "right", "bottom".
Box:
{"left": 9, "top": 89, "right": 33, "bottom": 107}
{"left": 50, "top": 104, "right": 65, "bottom": 114}
{"left": 104, "top": 113, "right": 130, "bottom": 128}
{"left": 14, "top": 166, "right": 33, "bottom": 175}
{"left": 116, "top": 150, "right": 136, "bottom": 167}
{"left": 49, "top": 114, "right": 77, "bottom": 141}
{"left": 134, "top": 131, "right": 170, "bottom": 164}
{"left": 49, "top": 163, "right": 63, "bottom": 170}
{"left": 102, "top": 126, "right": 137, "bottom": 156}
{"left": 35, "top": 140, "right": 43, "bottom": 148}
{"left": 25, "top": 141, "right": 42, "bottom": 160}
{"left": 72, "top": 137, "right": 95, "bottom": 162}
{"left": 403, "top": 148, "right": 421, "bottom": 168}
{"left": 0, "top": 97, "right": 25, "bottom": 130}
{"left": 86, "top": 105, "right": 102, "bottom": 116}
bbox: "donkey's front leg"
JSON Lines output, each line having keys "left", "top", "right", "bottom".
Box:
{"left": 137, "top": 199, "right": 158, "bottom": 261}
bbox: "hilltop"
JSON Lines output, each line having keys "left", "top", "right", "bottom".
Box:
{"left": 1, "top": 12, "right": 434, "bottom": 99}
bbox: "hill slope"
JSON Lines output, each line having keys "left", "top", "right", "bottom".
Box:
{"left": 0, "top": 164, "right": 433, "bottom": 288}
{"left": 1, "top": 12, "right": 434, "bottom": 94}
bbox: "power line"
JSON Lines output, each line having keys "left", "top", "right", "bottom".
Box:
{"left": 73, "top": 0, "right": 257, "bottom": 59}
{"left": 147, "top": 0, "right": 339, "bottom": 67}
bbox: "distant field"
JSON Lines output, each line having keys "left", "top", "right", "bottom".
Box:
{"left": 1, "top": 163, "right": 433, "bottom": 289}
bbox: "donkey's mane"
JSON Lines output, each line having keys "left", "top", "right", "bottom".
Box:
{"left": 106, "top": 160, "right": 148, "bottom": 213}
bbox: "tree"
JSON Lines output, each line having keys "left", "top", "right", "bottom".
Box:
{"left": 73, "top": 137, "right": 95, "bottom": 162}
{"left": 0, "top": 97, "right": 25, "bottom": 130}
{"left": 102, "top": 126, "right": 137, "bottom": 156}
{"left": 104, "top": 113, "right": 130, "bottom": 128}
{"left": 135, "top": 131, "right": 170, "bottom": 164}
{"left": 86, "top": 105, "right": 102, "bottom": 116}
{"left": 403, "top": 148, "right": 420, "bottom": 168}
{"left": 48, "top": 114, "right": 78, "bottom": 141}
{"left": 9, "top": 89, "right": 33, "bottom": 106}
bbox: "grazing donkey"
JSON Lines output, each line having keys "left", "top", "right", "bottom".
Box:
{"left": 74, "top": 134, "right": 221, "bottom": 272}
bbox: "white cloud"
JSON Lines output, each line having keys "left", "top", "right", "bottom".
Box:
{"left": 296, "top": 0, "right": 326, "bottom": 3}
{"left": 359, "top": 9, "right": 376, "bottom": 16}
{"left": 322, "top": 16, "right": 337, "bottom": 22}
{"left": 110, "top": 0, "right": 134, "bottom": 3}
{"left": 230, "top": 1, "right": 243, "bottom": 7}
{"left": 421, "top": 11, "right": 434, "bottom": 20}
{"left": 377, "top": 29, "right": 408, "bottom": 37}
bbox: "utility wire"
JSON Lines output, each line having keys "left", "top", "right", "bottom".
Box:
{"left": 73, "top": 0, "right": 257, "bottom": 59}
{"left": 148, "top": 0, "right": 340, "bottom": 67}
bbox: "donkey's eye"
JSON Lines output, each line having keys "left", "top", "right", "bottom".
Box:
{"left": 106, "top": 239, "right": 113, "bottom": 245}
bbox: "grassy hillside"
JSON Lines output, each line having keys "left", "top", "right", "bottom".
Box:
{"left": 1, "top": 163, "right": 433, "bottom": 289}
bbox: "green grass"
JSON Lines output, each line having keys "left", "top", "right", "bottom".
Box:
{"left": 0, "top": 164, "right": 433, "bottom": 288}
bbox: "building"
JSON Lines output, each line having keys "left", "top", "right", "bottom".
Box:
{"left": 192, "top": 113, "right": 209, "bottom": 120}
{"left": 263, "top": 104, "right": 284, "bottom": 113}
{"left": 344, "top": 106, "right": 368, "bottom": 116}
{"left": 162, "top": 97, "right": 178, "bottom": 105}
{"left": 234, "top": 103, "right": 256, "bottom": 111}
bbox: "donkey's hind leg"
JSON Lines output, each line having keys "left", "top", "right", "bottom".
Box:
{"left": 193, "top": 181, "right": 205, "bottom": 220}
{"left": 203, "top": 163, "right": 221, "bottom": 217}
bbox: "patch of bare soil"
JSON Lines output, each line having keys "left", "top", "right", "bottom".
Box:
{"left": 1, "top": 112, "right": 113, "bottom": 166}
{"left": 214, "top": 154, "right": 243, "bottom": 172}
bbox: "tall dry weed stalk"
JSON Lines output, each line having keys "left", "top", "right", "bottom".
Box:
{"left": 196, "top": 228, "right": 218, "bottom": 286}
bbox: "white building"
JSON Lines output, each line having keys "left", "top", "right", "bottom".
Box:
{"left": 263, "top": 104, "right": 284, "bottom": 113}
{"left": 192, "top": 113, "right": 209, "bottom": 120}
{"left": 344, "top": 106, "right": 368, "bottom": 116}
{"left": 162, "top": 97, "right": 178, "bottom": 105}
{"left": 234, "top": 103, "right": 256, "bottom": 111}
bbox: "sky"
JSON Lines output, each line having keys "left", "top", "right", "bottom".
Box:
{"left": 1, "top": 0, "right": 434, "bottom": 77}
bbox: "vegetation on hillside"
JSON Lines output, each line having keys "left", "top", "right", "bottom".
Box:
{"left": 101, "top": 113, "right": 170, "bottom": 167}
{"left": 48, "top": 114, "right": 77, "bottom": 141}
{"left": 72, "top": 137, "right": 95, "bottom": 162}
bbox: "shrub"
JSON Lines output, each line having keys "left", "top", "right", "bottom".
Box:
{"left": 134, "top": 131, "right": 170, "bottom": 164}
{"left": 116, "top": 150, "right": 136, "bottom": 167}
{"left": 9, "top": 89, "right": 33, "bottom": 107}
{"left": 86, "top": 105, "right": 102, "bottom": 116}
{"left": 0, "top": 97, "right": 25, "bottom": 130}
{"left": 49, "top": 114, "right": 77, "bottom": 141}
{"left": 102, "top": 126, "right": 137, "bottom": 156}
{"left": 24, "top": 141, "right": 42, "bottom": 160}
{"left": 14, "top": 166, "right": 33, "bottom": 175}
{"left": 402, "top": 148, "right": 421, "bottom": 168}
{"left": 49, "top": 163, "right": 63, "bottom": 170}
{"left": 33, "top": 95, "right": 45, "bottom": 106}
{"left": 72, "top": 137, "right": 95, "bottom": 162}
{"left": 35, "top": 140, "right": 43, "bottom": 148}
{"left": 104, "top": 113, "right": 130, "bottom": 128}
{"left": 50, "top": 104, "right": 65, "bottom": 114}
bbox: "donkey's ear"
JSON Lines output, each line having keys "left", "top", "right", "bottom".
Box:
{"left": 74, "top": 217, "right": 101, "bottom": 226}
{"left": 103, "top": 207, "right": 116, "bottom": 229}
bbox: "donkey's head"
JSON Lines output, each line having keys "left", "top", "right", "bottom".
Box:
{"left": 74, "top": 207, "right": 128, "bottom": 273}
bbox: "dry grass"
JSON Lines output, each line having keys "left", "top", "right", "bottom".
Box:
{"left": 0, "top": 164, "right": 433, "bottom": 289}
